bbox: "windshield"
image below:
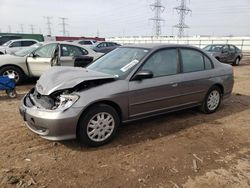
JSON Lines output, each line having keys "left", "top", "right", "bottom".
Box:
{"left": 2, "top": 41, "right": 12, "bottom": 47}
{"left": 14, "top": 43, "right": 43, "bottom": 57}
{"left": 204, "top": 45, "right": 223, "bottom": 52}
{"left": 87, "top": 47, "right": 149, "bottom": 78}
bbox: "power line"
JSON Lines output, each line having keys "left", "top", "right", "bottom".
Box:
{"left": 173, "top": 0, "right": 192, "bottom": 37}
{"left": 44, "top": 16, "right": 52, "bottom": 36}
{"left": 149, "top": 0, "right": 165, "bottom": 37}
{"left": 59, "top": 17, "right": 68, "bottom": 36}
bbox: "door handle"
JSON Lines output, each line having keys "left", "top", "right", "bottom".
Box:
{"left": 171, "top": 83, "right": 178, "bottom": 87}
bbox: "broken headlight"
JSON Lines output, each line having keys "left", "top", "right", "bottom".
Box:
{"left": 53, "top": 94, "right": 79, "bottom": 111}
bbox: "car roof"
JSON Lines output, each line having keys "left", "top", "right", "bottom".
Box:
{"left": 41, "top": 41, "right": 95, "bottom": 52}
{"left": 8, "top": 39, "right": 38, "bottom": 42}
{"left": 121, "top": 43, "right": 202, "bottom": 50}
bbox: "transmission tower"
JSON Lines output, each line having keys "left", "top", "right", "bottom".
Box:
{"left": 44, "top": 16, "right": 52, "bottom": 36}
{"left": 19, "top": 24, "right": 24, "bottom": 33}
{"left": 149, "top": 0, "right": 165, "bottom": 37}
{"left": 30, "top": 25, "right": 35, "bottom": 34}
{"left": 173, "top": 0, "right": 191, "bottom": 37}
{"left": 8, "top": 25, "right": 12, "bottom": 33}
{"left": 59, "top": 17, "right": 68, "bottom": 36}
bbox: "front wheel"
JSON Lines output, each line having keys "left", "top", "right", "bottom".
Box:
{"left": 0, "top": 66, "right": 24, "bottom": 85}
{"left": 200, "top": 86, "right": 222, "bottom": 114}
{"left": 77, "top": 104, "right": 120, "bottom": 147}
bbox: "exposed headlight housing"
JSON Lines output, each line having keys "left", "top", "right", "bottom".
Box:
{"left": 54, "top": 94, "right": 79, "bottom": 111}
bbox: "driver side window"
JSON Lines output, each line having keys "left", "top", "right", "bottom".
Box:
{"left": 34, "top": 43, "right": 57, "bottom": 58}
{"left": 141, "top": 49, "right": 178, "bottom": 77}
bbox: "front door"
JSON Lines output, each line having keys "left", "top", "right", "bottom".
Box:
{"left": 26, "top": 43, "right": 58, "bottom": 77}
{"left": 128, "top": 48, "right": 181, "bottom": 118}
{"left": 59, "top": 44, "right": 88, "bottom": 67}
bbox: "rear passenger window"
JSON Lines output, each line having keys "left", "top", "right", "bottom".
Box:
{"left": 204, "top": 56, "right": 213, "bottom": 70}
{"left": 21, "top": 41, "right": 36, "bottom": 47}
{"left": 181, "top": 49, "right": 204, "bottom": 73}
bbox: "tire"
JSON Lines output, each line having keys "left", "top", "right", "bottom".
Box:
{"left": 77, "top": 104, "right": 120, "bottom": 147}
{"left": 0, "top": 66, "right": 24, "bottom": 85}
{"left": 200, "top": 86, "right": 222, "bottom": 114}
{"left": 6, "top": 89, "right": 17, "bottom": 98}
{"left": 233, "top": 57, "right": 240, "bottom": 66}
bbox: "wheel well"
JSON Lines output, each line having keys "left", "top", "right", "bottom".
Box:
{"left": 215, "top": 57, "right": 220, "bottom": 61}
{"left": 0, "top": 64, "right": 26, "bottom": 75}
{"left": 213, "top": 84, "right": 224, "bottom": 94}
{"left": 76, "top": 100, "right": 123, "bottom": 136}
{"left": 0, "top": 52, "right": 4, "bottom": 55}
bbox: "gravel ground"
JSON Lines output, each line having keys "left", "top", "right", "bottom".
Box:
{"left": 0, "top": 61, "right": 250, "bottom": 188}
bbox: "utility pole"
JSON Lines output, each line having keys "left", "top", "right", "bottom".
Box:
{"left": 173, "top": 0, "right": 191, "bottom": 38}
{"left": 30, "top": 24, "right": 35, "bottom": 34}
{"left": 149, "top": 0, "right": 165, "bottom": 37}
{"left": 20, "top": 24, "right": 24, "bottom": 33}
{"left": 59, "top": 17, "right": 68, "bottom": 36}
{"left": 44, "top": 16, "right": 52, "bottom": 36}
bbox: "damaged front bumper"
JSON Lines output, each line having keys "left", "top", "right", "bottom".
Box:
{"left": 19, "top": 89, "right": 83, "bottom": 141}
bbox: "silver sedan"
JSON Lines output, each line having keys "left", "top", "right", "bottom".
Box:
{"left": 20, "top": 44, "right": 234, "bottom": 146}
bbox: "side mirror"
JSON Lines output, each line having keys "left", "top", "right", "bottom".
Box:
{"left": 28, "top": 53, "right": 35, "bottom": 57}
{"left": 133, "top": 70, "right": 153, "bottom": 81}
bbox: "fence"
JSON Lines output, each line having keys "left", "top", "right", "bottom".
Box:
{"left": 107, "top": 36, "right": 250, "bottom": 52}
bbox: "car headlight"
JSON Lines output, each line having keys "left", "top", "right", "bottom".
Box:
{"left": 56, "top": 94, "right": 79, "bottom": 111}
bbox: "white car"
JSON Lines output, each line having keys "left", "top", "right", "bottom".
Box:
{"left": 74, "top": 40, "right": 96, "bottom": 46}
{"left": 0, "top": 39, "right": 38, "bottom": 55}
{"left": 0, "top": 42, "right": 104, "bottom": 84}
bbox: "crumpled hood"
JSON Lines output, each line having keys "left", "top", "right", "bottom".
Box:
{"left": 36, "top": 67, "right": 116, "bottom": 95}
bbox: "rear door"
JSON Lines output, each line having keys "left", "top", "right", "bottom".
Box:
{"left": 177, "top": 48, "right": 214, "bottom": 105}
{"left": 221, "top": 45, "right": 229, "bottom": 62}
{"left": 26, "top": 43, "right": 58, "bottom": 77}
{"left": 228, "top": 45, "right": 236, "bottom": 62}
{"left": 59, "top": 44, "right": 88, "bottom": 67}
{"left": 128, "top": 48, "right": 181, "bottom": 118}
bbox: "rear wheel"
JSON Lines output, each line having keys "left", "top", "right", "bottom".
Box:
{"left": 0, "top": 66, "right": 24, "bottom": 85}
{"left": 200, "top": 86, "right": 222, "bottom": 114}
{"left": 233, "top": 57, "right": 240, "bottom": 66}
{"left": 77, "top": 104, "right": 120, "bottom": 147}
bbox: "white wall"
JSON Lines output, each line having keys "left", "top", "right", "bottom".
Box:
{"left": 107, "top": 36, "right": 250, "bottom": 51}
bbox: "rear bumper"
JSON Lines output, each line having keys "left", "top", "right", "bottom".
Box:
{"left": 19, "top": 94, "right": 82, "bottom": 141}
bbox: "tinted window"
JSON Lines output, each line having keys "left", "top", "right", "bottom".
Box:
{"left": 142, "top": 49, "right": 178, "bottom": 77}
{"left": 222, "top": 45, "right": 229, "bottom": 52}
{"left": 21, "top": 41, "right": 36, "bottom": 47}
{"left": 97, "top": 43, "right": 106, "bottom": 48}
{"left": 60, "top": 44, "right": 87, "bottom": 56}
{"left": 204, "top": 56, "right": 213, "bottom": 70}
{"left": 9, "top": 41, "right": 21, "bottom": 47}
{"left": 229, "top": 45, "right": 235, "bottom": 52}
{"left": 181, "top": 49, "right": 204, "bottom": 73}
{"left": 34, "top": 43, "right": 57, "bottom": 58}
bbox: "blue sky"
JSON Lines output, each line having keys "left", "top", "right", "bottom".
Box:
{"left": 0, "top": 0, "right": 249, "bottom": 37}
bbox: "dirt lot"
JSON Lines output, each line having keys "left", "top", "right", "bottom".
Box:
{"left": 1, "top": 61, "right": 250, "bottom": 188}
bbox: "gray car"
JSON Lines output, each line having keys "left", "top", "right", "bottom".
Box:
{"left": 19, "top": 44, "right": 234, "bottom": 146}
{"left": 92, "top": 41, "right": 121, "bottom": 54}
{"left": 203, "top": 44, "right": 243, "bottom": 65}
